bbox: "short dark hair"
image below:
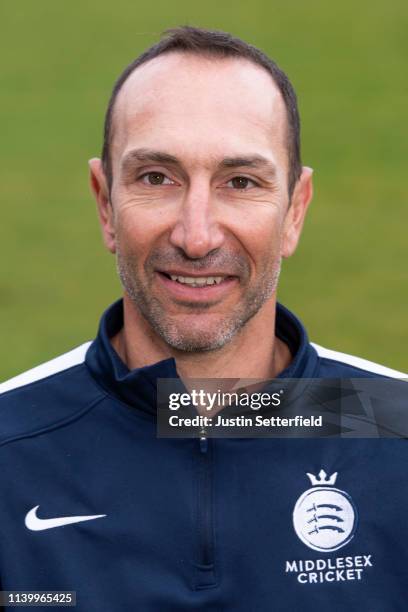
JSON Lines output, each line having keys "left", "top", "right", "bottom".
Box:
{"left": 102, "top": 26, "right": 302, "bottom": 197}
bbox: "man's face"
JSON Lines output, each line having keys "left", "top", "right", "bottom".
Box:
{"left": 91, "top": 53, "right": 312, "bottom": 352}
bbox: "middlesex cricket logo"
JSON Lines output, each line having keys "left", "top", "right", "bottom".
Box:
{"left": 293, "top": 470, "right": 358, "bottom": 552}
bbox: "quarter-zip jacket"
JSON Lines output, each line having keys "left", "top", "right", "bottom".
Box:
{"left": 0, "top": 300, "right": 407, "bottom": 611}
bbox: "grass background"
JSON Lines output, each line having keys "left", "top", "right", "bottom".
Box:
{"left": 1, "top": 0, "right": 407, "bottom": 380}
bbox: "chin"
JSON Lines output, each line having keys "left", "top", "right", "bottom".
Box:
{"left": 158, "top": 320, "right": 237, "bottom": 353}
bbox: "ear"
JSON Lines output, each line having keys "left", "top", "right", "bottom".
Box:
{"left": 281, "top": 167, "right": 313, "bottom": 259}
{"left": 89, "top": 158, "right": 116, "bottom": 254}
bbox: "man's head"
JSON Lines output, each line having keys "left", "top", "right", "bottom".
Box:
{"left": 90, "top": 26, "right": 313, "bottom": 353}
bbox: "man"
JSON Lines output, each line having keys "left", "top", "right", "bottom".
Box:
{"left": 0, "top": 26, "right": 406, "bottom": 611}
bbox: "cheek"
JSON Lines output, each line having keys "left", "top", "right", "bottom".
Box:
{"left": 115, "top": 204, "right": 169, "bottom": 257}
{"left": 228, "top": 207, "right": 285, "bottom": 266}
{"left": 114, "top": 221, "right": 150, "bottom": 277}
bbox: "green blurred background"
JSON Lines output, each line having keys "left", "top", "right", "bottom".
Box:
{"left": 1, "top": 0, "right": 407, "bottom": 380}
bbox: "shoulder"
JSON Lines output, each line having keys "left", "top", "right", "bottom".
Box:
{"left": 311, "top": 342, "right": 407, "bottom": 379}
{"left": 0, "top": 342, "right": 92, "bottom": 395}
{"left": 0, "top": 342, "right": 106, "bottom": 446}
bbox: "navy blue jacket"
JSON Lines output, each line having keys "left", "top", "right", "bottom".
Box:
{"left": 0, "top": 300, "right": 407, "bottom": 611}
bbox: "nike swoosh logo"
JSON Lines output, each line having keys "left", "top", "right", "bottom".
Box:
{"left": 25, "top": 505, "right": 106, "bottom": 531}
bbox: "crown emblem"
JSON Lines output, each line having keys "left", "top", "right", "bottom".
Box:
{"left": 306, "top": 469, "right": 338, "bottom": 487}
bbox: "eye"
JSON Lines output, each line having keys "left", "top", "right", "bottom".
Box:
{"left": 227, "top": 176, "right": 258, "bottom": 189}
{"left": 140, "top": 172, "right": 174, "bottom": 186}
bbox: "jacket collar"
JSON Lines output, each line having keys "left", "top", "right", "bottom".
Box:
{"left": 85, "top": 298, "right": 318, "bottom": 414}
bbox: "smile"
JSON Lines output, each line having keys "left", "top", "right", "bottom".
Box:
{"left": 156, "top": 271, "right": 238, "bottom": 300}
{"left": 169, "top": 275, "right": 224, "bottom": 287}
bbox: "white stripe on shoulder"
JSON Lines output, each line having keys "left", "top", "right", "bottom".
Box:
{"left": 311, "top": 342, "right": 407, "bottom": 379}
{"left": 0, "top": 342, "right": 92, "bottom": 395}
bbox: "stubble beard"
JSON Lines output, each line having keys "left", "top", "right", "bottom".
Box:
{"left": 116, "top": 247, "right": 282, "bottom": 353}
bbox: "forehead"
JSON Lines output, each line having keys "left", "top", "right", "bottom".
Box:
{"left": 112, "top": 52, "right": 288, "bottom": 171}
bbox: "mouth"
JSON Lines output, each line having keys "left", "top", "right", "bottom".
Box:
{"left": 156, "top": 271, "right": 238, "bottom": 300}
{"left": 161, "top": 271, "right": 230, "bottom": 286}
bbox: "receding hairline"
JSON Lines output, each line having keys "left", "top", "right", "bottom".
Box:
{"left": 108, "top": 49, "right": 288, "bottom": 159}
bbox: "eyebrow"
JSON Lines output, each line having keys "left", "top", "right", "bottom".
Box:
{"left": 220, "top": 156, "right": 276, "bottom": 175}
{"left": 121, "top": 148, "right": 277, "bottom": 176}
{"left": 122, "top": 149, "right": 179, "bottom": 169}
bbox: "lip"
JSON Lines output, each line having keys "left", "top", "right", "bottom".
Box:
{"left": 156, "top": 271, "right": 238, "bottom": 302}
{"left": 158, "top": 269, "right": 231, "bottom": 278}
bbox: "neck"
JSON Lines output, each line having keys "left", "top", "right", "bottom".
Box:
{"left": 111, "top": 293, "right": 292, "bottom": 380}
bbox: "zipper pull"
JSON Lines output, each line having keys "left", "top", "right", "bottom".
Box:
{"left": 199, "top": 428, "right": 208, "bottom": 453}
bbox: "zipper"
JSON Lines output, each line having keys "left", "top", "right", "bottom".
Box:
{"left": 194, "top": 429, "right": 217, "bottom": 589}
{"left": 199, "top": 434, "right": 208, "bottom": 453}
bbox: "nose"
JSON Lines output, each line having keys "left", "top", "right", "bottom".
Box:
{"left": 169, "top": 180, "right": 225, "bottom": 258}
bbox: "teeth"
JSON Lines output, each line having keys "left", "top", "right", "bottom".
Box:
{"left": 169, "top": 275, "right": 224, "bottom": 286}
